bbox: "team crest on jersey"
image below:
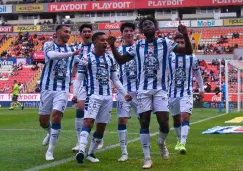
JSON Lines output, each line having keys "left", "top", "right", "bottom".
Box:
{"left": 96, "top": 66, "right": 109, "bottom": 85}
{"left": 144, "top": 53, "right": 159, "bottom": 78}
{"left": 124, "top": 59, "right": 137, "bottom": 80}
{"left": 53, "top": 59, "right": 68, "bottom": 81}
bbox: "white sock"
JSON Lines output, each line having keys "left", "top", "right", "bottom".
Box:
{"left": 140, "top": 129, "right": 150, "bottom": 159}
{"left": 118, "top": 129, "right": 128, "bottom": 155}
{"left": 88, "top": 137, "right": 102, "bottom": 155}
{"left": 174, "top": 125, "right": 181, "bottom": 142}
{"left": 181, "top": 122, "right": 190, "bottom": 145}
{"left": 79, "top": 129, "right": 91, "bottom": 152}
{"left": 75, "top": 118, "right": 83, "bottom": 143}
{"left": 159, "top": 132, "right": 168, "bottom": 144}
{"left": 47, "top": 128, "right": 61, "bottom": 154}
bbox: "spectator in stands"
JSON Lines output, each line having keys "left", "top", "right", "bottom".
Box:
{"left": 221, "top": 59, "right": 225, "bottom": 66}
{"left": 191, "top": 37, "right": 196, "bottom": 50}
{"left": 204, "top": 83, "right": 212, "bottom": 93}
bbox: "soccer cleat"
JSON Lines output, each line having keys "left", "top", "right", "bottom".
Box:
{"left": 157, "top": 139, "right": 169, "bottom": 160}
{"left": 142, "top": 158, "right": 153, "bottom": 169}
{"left": 76, "top": 151, "right": 85, "bottom": 164}
{"left": 9, "top": 107, "right": 14, "bottom": 110}
{"left": 42, "top": 134, "right": 50, "bottom": 146}
{"left": 45, "top": 151, "right": 54, "bottom": 161}
{"left": 179, "top": 144, "right": 187, "bottom": 155}
{"left": 174, "top": 141, "right": 181, "bottom": 150}
{"left": 118, "top": 154, "right": 128, "bottom": 162}
{"left": 97, "top": 139, "right": 104, "bottom": 150}
{"left": 72, "top": 143, "right": 80, "bottom": 152}
{"left": 86, "top": 154, "right": 100, "bottom": 163}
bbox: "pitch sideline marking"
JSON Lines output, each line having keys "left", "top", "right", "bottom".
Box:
{"left": 23, "top": 112, "right": 228, "bottom": 171}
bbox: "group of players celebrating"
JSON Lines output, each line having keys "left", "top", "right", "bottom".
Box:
{"left": 38, "top": 17, "right": 204, "bottom": 169}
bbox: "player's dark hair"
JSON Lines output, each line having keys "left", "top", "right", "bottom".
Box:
{"left": 55, "top": 25, "right": 70, "bottom": 32}
{"left": 92, "top": 32, "right": 105, "bottom": 42}
{"left": 79, "top": 24, "right": 93, "bottom": 33}
{"left": 138, "top": 16, "right": 158, "bottom": 33}
{"left": 120, "top": 22, "right": 136, "bottom": 33}
{"left": 174, "top": 32, "right": 184, "bottom": 40}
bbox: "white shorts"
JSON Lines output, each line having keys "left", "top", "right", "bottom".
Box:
{"left": 39, "top": 90, "right": 69, "bottom": 115}
{"left": 77, "top": 87, "right": 87, "bottom": 101}
{"left": 137, "top": 89, "right": 169, "bottom": 114}
{"left": 84, "top": 94, "right": 113, "bottom": 123}
{"left": 168, "top": 96, "right": 193, "bottom": 116}
{"left": 117, "top": 91, "right": 138, "bottom": 118}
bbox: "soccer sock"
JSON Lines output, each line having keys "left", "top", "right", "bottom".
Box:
{"left": 42, "top": 122, "right": 51, "bottom": 134}
{"left": 10, "top": 102, "right": 15, "bottom": 108}
{"left": 79, "top": 127, "right": 91, "bottom": 153}
{"left": 47, "top": 123, "right": 61, "bottom": 154}
{"left": 218, "top": 101, "right": 223, "bottom": 112}
{"left": 16, "top": 101, "right": 22, "bottom": 107}
{"left": 75, "top": 109, "right": 84, "bottom": 143}
{"left": 181, "top": 122, "right": 190, "bottom": 145}
{"left": 87, "top": 131, "right": 103, "bottom": 155}
{"left": 174, "top": 123, "right": 181, "bottom": 142}
{"left": 140, "top": 128, "right": 150, "bottom": 159}
{"left": 159, "top": 127, "right": 169, "bottom": 144}
{"left": 118, "top": 124, "right": 128, "bottom": 155}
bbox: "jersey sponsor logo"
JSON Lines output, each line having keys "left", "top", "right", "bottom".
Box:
{"left": 143, "top": 53, "right": 160, "bottom": 78}
{"left": 124, "top": 59, "right": 137, "bottom": 80}
{"left": 175, "top": 68, "right": 186, "bottom": 88}
{"left": 96, "top": 66, "right": 109, "bottom": 85}
{"left": 54, "top": 59, "right": 68, "bottom": 81}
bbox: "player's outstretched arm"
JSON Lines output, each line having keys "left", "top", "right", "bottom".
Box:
{"left": 193, "top": 56, "right": 205, "bottom": 98}
{"left": 107, "top": 35, "right": 134, "bottom": 64}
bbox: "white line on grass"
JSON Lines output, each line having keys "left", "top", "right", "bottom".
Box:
{"left": 23, "top": 112, "right": 228, "bottom": 171}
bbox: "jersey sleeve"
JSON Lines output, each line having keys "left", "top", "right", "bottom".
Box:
{"left": 126, "top": 43, "right": 136, "bottom": 58}
{"left": 165, "top": 38, "right": 178, "bottom": 52}
{"left": 43, "top": 42, "right": 55, "bottom": 55}
{"left": 110, "top": 57, "right": 117, "bottom": 72}
{"left": 192, "top": 55, "right": 200, "bottom": 71}
{"left": 77, "top": 56, "right": 88, "bottom": 74}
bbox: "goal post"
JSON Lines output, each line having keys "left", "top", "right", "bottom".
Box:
{"left": 225, "top": 60, "right": 243, "bottom": 113}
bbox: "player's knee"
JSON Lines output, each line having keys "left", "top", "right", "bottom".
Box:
{"left": 83, "top": 119, "right": 94, "bottom": 128}
{"left": 51, "top": 111, "right": 62, "bottom": 123}
{"left": 118, "top": 117, "right": 128, "bottom": 124}
{"left": 77, "top": 101, "right": 85, "bottom": 111}
{"left": 181, "top": 112, "right": 190, "bottom": 122}
{"left": 173, "top": 115, "right": 181, "bottom": 125}
{"left": 140, "top": 119, "right": 150, "bottom": 129}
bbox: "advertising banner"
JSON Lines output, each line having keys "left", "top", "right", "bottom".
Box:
{"left": 33, "top": 51, "right": 44, "bottom": 61}
{"left": 48, "top": 0, "right": 134, "bottom": 12}
{"left": 40, "top": 25, "right": 55, "bottom": 32}
{"left": 224, "top": 18, "right": 243, "bottom": 26}
{"left": 16, "top": 4, "right": 44, "bottom": 12}
{"left": 198, "top": 0, "right": 243, "bottom": 7}
{"left": 13, "top": 25, "right": 40, "bottom": 32}
{"left": 98, "top": 23, "right": 122, "bottom": 30}
{"left": 0, "top": 58, "right": 16, "bottom": 65}
{"left": 0, "top": 26, "right": 12, "bottom": 33}
{"left": 191, "top": 19, "right": 223, "bottom": 27}
{"left": 159, "top": 20, "right": 190, "bottom": 28}
{"left": 201, "top": 93, "right": 240, "bottom": 102}
{"left": 0, "top": 5, "right": 12, "bottom": 13}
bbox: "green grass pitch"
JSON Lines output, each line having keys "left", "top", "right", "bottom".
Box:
{"left": 0, "top": 107, "right": 243, "bottom": 171}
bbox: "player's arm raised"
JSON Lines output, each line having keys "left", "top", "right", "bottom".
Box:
{"left": 174, "top": 25, "right": 193, "bottom": 55}
{"left": 107, "top": 34, "right": 135, "bottom": 65}
{"left": 44, "top": 42, "right": 81, "bottom": 60}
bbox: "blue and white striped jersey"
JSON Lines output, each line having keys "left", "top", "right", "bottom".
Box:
{"left": 77, "top": 52, "right": 117, "bottom": 96}
{"left": 73, "top": 42, "right": 94, "bottom": 64}
{"left": 127, "top": 37, "right": 178, "bottom": 91}
{"left": 40, "top": 42, "right": 78, "bottom": 92}
{"left": 168, "top": 53, "right": 200, "bottom": 98}
{"left": 117, "top": 44, "right": 138, "bottom": 92}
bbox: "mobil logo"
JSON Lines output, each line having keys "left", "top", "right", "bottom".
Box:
{"left": 197, "top": 20, "right": 215, "bottom": 27}
{"left": 0, "top": 6, "right": 6, "bottom": 13}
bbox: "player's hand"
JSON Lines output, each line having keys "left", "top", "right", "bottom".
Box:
{"left": 72, "top": 49, "right": 81, "bottom": 56}
{"left": 178, "top": 24, "right": 188, "bottom": 35}
{"left": 72, "top": 96, "right": 78, "bottom": 103}
{"left": 124, "top": 94, "right": 133, "bottom": 101}
{"left": 107, "top": 30, "right": 116, "bottom": 46}
{"left": 199, "top": 92, "right": 205, "bottom": 99}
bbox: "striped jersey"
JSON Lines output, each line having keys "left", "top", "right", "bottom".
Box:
{"left": 40, "top": 42, "right": 78, "bottom": 92}
{"left": 168, "top": 53, "right": 199, "bottom": 98}
{"left": 127, "top": 37, "right": 178, "bottom": 91}
{"left": 117, "top": 44, "right": 138, "bottom": 92}
{"left": 78, "top": 52, "right": 117, "bottom": 96}
{"left": 73, "top": 42, "right": 94, "bottom": 63}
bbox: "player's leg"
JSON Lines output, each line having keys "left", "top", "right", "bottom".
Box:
{"left": 15, "top": 96, "right": 24, "bottom": 110}
{"left": 86, "top": 96, "right": 112, "bottom": 163}
{"left": 154, "top": 90, "right": 170, "bottom": 160}
{"left": 72, "top": 89, "right": 85, "bottom": 152}
{"left": 76, "top": 95, "right": 101, "bottom": 164}
{"left": 169, "top": 97, "right": 181, "bottom": 150}
{"left": 9, "top": 96, "right": 17, "bottom": 110}
{"left": 179, "top": 96, "right": 193, "bottom": 154}
{"left": 137, "top": 91, "right": 153, "bottom": 169}
{"left": 45, "top": 91, "right": 68, "bottom": 160}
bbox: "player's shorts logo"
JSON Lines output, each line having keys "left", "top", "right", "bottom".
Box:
{"left": 54, "top": 59, "right": 68, "bottom": 81}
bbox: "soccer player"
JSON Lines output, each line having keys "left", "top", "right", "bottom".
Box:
{"left": 71, "top": 24, "right": 104, "bottom": 152}
{"left": 168, "top": 33, "right": 204, "bottom": 154}
{"left": 9, "top": 80, "right": 24, "bottom": 110}
{"left": 39, "top": 25, "right": 80, "bottom": 161}
{"left": 107, "top": 17, "right": 192, "bottom": 168}
{"left": 218, "top": 82, "right": 229, "bottom": 112}
{"left": 116, "top": 22, "right": 138, "bottom": 162}
{"left": 73, "top": 32, "right": 132, "bottom": 164}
